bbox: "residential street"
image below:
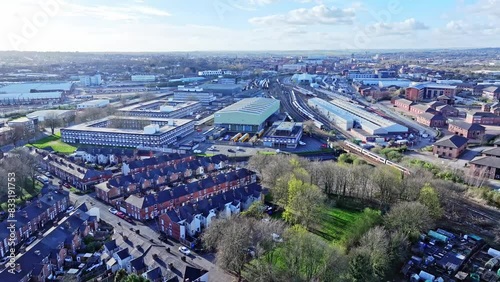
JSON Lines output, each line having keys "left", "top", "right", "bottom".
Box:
{"left": 52, "top": 178, "right": 235, "bottom": 282}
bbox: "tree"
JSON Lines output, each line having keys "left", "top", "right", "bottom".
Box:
{"left": 241, "top": 201, "right": 266, "bottom": 219}
{"left": 122, "top": 274, "right": 149, "bottom": 282}
{"left": 372, "top": 166, "right": 402, "bottom": 208}
{"left": 43, "top": 113, "right": 61, "bottom": 135}
{"left": 358, "top": 226, "right": 390, "bottom": 279}
{"left": 418, "top": 183, "right": 443, "bottom": 219}
{"left": 114, "top": 269, "right": 128, "bottom": 282}
{"left": 283, "top": 175, "right": 325, "bottom": 229}
{"left": 384, "top": 201, "right": 433, "bottom": 240}
{"left": 342, "top": 208, "right": 382, "bottom": 250}
{"left": 348, "top": 248, "right": 374, "bottom": 282}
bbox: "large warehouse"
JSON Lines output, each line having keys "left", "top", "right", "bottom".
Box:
{"left": 0, "top": 82, "right": 74, "bottom": 104}
{"left": 214, "top": 98, "right": 280, "bottom": 133}
{"left": 61, "top": 116, "right": 195, "bottom": 148}
{"left": 308, "top": 98, "right": 408, "bottom": 135}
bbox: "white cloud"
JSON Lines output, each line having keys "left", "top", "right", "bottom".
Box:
{"left": 366, "top": 18, "right": 429, "bottom": 36}
{"left": 249, "top": 4, "right": 355, "bottom": 26}
{"left": 61, "top": 2, "right": 171, "bottom": 21}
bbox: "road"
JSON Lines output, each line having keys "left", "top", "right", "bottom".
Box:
{"left": 50, "top": 179, "right": 234, "bottom": 282}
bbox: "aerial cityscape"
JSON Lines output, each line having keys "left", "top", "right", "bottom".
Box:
{"left": 0, "top": 1, "right": 500, "bottom": 282}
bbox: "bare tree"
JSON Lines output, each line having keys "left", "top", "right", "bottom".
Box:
{"left": 384, "top": 201, "right": 433, "bottom": 240}
{"left": 43, "top": 113, "right": 61, "bottom": 135}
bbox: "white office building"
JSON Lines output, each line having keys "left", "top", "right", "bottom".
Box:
{"left": 197, "top": 70, "right": 233, "bottom": 76}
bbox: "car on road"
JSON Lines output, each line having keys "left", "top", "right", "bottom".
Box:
{"left": 116, "top": 212, "right": 126, "bottom": 219}
{"left": 228, "top": 149, "right": 236, "bottom": 153}
{"left": 298, "top": 141, "right": 306, "bottom": 146}
{"left": 63, "top": 183, "right": 71, "bottom": 188}
{"left": 178, "top": 246, "right": 191, "bottom": 255}
{"left": 193, "top": 149, "right": 202, "bottom": 154}
{"left": 25, "top": 236, "right": 37, "bottom": 246}
{"left": 108, "top": 208, "right": 118, "bottom": 214}
{"left": 66, "top": 206, "right": 74, "bottom": 213}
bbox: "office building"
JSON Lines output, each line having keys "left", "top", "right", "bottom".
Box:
{"left": 214, "top": 98, "right": 280, "bottom": 133}
{"left": 263, "top": 121, "right": 303, "bottom": 149}
{"left": 406, "top": 83, "right": 457, "bottom": 101}
{"left": 200, "top": 83, "right": 243, "bottom": 96}
{"left": 174, "top": 87, "right": 216, "bottom": 105}
{"left": 61, "top": 116, "right": 195, "bottom": 148}
{"left": 466, "top": 112, "right": 500, "bottom": 125}
{"left": 197, "top": 70, "right": 233, "bottom": 76}
{"left": 118, "top": 100, "right": 201, "bottom": 119}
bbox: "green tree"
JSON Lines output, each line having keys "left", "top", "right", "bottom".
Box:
{"left": 348, "top": 248, "right": 374, "bottom": 282}
{"left": 114, "top": 269, "right": 128, "bottom": 282}
{"left": 283, "top": 175, "right": 325, "bottom": 229}
{"left": 241, "top": 201, "right": 266, "bottom": 219}
{"left": 342, "top": 208, "right": 383, "bottom": 250}
{"left": 123, "top": 274, "right": 149, "bottom": 282}
{"left": 418, "top": 183, "right": 443, "bottom": 219}
{"left": 384, "top": 201, "right": 433, "bottom": 240}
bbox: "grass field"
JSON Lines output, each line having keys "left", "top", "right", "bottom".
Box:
{"left": 28, "top": 134, "right": 76, "bottom": 154}
{"left": 311, "top": 207, "right": 363, "bottom": 242}
{"left": 258, "top": 151, "right": 277, "bottom": 155}
{"left": 271, "top": 205, "right": 362, "bottom": 243}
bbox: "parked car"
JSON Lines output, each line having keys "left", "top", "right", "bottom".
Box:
{"left": 66, "top": 206, "right": 74, "bottom": 213}
{"left": 228, "top": 149, "right": 236, "bottom": 153}
{"left": 298, "top": 141, "right": 306, "bottom": 146}
{"left": 178, "top": 246, "right": 191, "bottom": 255}
{"left": 63, "top": 183, "right": 71, "bottom": 188}
{"left": 108, "top": 208, "right": 118, "bottom": 214}
{"left": 193, "top": 149, "right": 202, "bottom": 154}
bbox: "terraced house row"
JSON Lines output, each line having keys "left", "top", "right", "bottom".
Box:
{"left": 0, "top": 189, "right": 70, "bottom": 258}
{"left": 0, "top": 204, "right": 98, "bottom": 282}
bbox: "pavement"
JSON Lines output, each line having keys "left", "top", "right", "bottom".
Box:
{"left": 48, "top": 178, "right": 234, "bottom": 282}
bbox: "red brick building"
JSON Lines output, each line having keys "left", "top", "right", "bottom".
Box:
{"left": 448, "top": 122, "right": 485, "bottom": 139}
{"left": 417, "top": 113, "right": 447, "bottom": 127}
{"left": 466, "top": 112, "right": 500, "bottom": 125}
{"left": 393, "top": 98, "right": 414, "bottom": 111}
{"left": 433, "top": 135, "right": 468, "bottom": 159}
{"left": 406, "top": 83, "right": 457, "bottom": 102}
{"left": 435, "top": 104, "right": 459, "bottom": 117}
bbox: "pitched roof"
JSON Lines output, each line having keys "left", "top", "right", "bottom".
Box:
{"left": 115, "top": 248, "right": 131, "bottom": 260}
{"left": 184, "top": 266, "right": 208, "bottom": 282}
{"left": 104, "top": 239, "right": 118, "bottom": 251}
{"left": 470, "top": 156, "right": 500, "bottom": 169}
{"left": 145, "top": 266, "right": 162, "bottom": 280}
{"left": 483, "top": 86, "right": 500, "bottom": 93}
{"left": 482, "top": 147, "right": 500, "bottom": 157}
{"left": 420, "top": 112, "right": 446, "bottom": 121}
{"left": 449, "top": 121, "right": 485, "bottom": 131}
{"left": 434, "top": 135, "right": 468, "bottom": 148}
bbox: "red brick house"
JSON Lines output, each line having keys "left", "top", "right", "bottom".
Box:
{"left": 469, "top": 156, "right": 500, "bottom": 180}
{"left": 466, "top": 112, "right": 500, "bottom": 125}
{"left": 433, "top": 135, "right": 468, "bottom": 159}
{"left": 448, "top": 122, "right": 485, "bottom": 139}
{"left": 435, "top": 104, "right": 459, "bottom": 117}
{"left": 393, "top": 98, "right": 414, "bottom": 111}
{"left": 410, "top": 104, "right": 437, "bottom": 115}
{"left": 417, "top": 113, "right": 447, "bottom": 127}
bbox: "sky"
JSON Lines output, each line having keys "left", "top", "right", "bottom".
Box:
{"left": 1, "top": 0, "right": 499, "bottom": 52}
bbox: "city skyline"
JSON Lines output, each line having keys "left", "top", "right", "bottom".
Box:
{"left": 1, "top": 0, "right": 500, "bottom": 52}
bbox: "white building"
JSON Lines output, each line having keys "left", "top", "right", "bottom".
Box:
{"left": 77, "top": 99, "right": 110, "bottom": 109}
{"left": 79, "top": 74, "right": 102, "bottom": 86}
{"left": 174, "top": 88, "right": 216, "bottom": 105}
{"left": 281, "top": 64, "right": 306, "bottom": 71}
{"left": 197, "top": 70, "right": 233, "bottom": 76}
{"left": 131, "top": 75, "right": 156, "bottom": 82}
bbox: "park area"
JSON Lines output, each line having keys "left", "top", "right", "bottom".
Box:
{"left": 28, "top": 133, "right": 76, "bottom": 154}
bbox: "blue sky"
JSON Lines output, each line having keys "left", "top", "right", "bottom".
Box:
{"left": 1, "top": 0, "right": 499, "bottom": 52}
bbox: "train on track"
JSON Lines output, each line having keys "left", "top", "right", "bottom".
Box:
{"left": 343, "top": 141, "right": 411, "bottom": 175}
{"left": 291, "top": 90, "right": 325, "bottom": 130}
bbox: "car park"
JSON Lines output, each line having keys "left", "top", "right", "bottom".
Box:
{"left": 179, "top": 246, "right": 191, "bottom": 255}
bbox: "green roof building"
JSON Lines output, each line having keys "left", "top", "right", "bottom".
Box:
{"left": 214, "top": 98, "right": 280, "bottom": 133}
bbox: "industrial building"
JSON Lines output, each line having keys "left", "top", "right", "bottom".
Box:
{"left": 308, "top": 98, "right": 408, "bottom": 135}
{"left": 26, "top": 109, "right": 75, "bottom": 122}
{"left": 214, "top": 98, "right": 280, "bottom": 133}
{"left": 353, "top": 78, "right": 412, "bottom": 88}
{"left": 77, "top": 99, "right": 110, "bottom": 109}
{"left": 263, "top": 121, "right": 303, "bottom": 149}
{"left": 79, "top": 74, "right": 102, "bottom": 86}
{"left": 131, "top": 75, "right": 156, "bottom": 82}
{"left": 174, "top": 87, "right": 216, "bottom": 105}
{"left": 118, "top": 100, "right": 201, "bottom": 119}
{"left": 197, "top": 69, "right": 233, "bottom": 76}
{"left": 200, "top": 83, "right": 243, "bottom": 96}
{"left": 0, "top": 82, "right": 74, "bottom": 104}
{"left": 61, "top": 116, "right": 195, "bottom": 148}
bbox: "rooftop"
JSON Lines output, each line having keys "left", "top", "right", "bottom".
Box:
{"left": 62, "top": 116, "right": 193, "bottom": 135}
{"left": 448, "top": 121, "right": 485, "bottom": 131}
{"left": 434, "top": 135, "right": 468, "bottom": 148}
{"left": 118, "top": 99, "right": 199, "bottom": 113}
{"left": 0, "top": 82, "right": 73, "bottom": 93}
{"left": 78, "top": 99, "right": 109, "bottom": 106}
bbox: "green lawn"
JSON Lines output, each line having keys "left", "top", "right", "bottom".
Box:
{"left": 28, "top": 134, "right": 76, "bottom": 154}
{"left": 258, "top": 151, "right": 277, "bottom": 155}
{"left": 311, "top": 207, "right": 363, "bottom": 242}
